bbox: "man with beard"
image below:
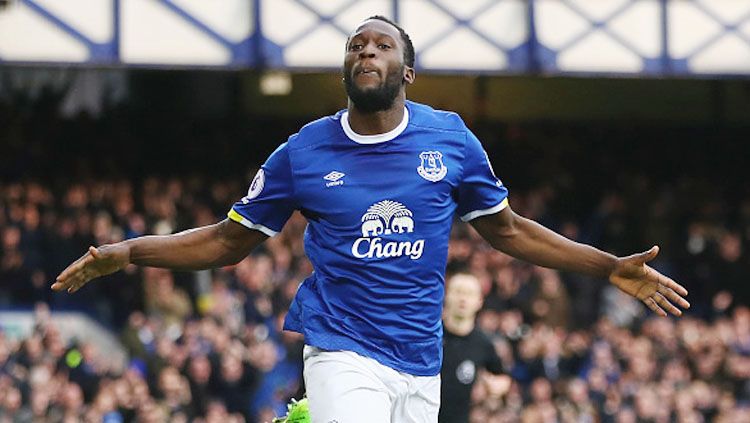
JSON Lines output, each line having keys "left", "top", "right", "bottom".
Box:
{"left": 53, "top": 16, "right": 690, "bottom": 423}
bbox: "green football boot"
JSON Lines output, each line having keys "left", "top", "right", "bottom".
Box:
{"left": 272, "top": 397, "right": 310, "bottom": 423}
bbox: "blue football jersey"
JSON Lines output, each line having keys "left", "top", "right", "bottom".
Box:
{"left": 229, "top": 101, "right": 508, "bottom": 376}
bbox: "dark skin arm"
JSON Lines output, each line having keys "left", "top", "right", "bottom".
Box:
{"left": 471, "top": 206, "right": 690, "bottom": 317}
{"left": 51, "top": 219, "right": 266, "bottom": 293}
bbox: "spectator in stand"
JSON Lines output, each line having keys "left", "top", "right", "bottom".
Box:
{"left": 186, "top": 354, "right": 213, "bottom": 417}
{"left": 143, "top": 267, "right": 192, "bottom": 330}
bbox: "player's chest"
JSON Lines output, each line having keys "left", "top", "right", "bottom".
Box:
{"left": 293, "top": 144, "right": 461, "bottom": 214}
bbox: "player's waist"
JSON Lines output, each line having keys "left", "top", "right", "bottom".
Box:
{"left": 287, "top": 299, "right": 443, "bottom": 376}
{"left": 297, "top": 279, "right": 442, "bottom": 340}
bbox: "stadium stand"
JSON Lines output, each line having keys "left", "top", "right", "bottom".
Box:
{"left": 1, "top": 107, "right": 748, "bottom": 421}
{"left": 1, "top": 29, "right": 750, "bottom": 419}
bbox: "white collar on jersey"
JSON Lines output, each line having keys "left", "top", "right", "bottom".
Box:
{"left": 340, "top": 107, "right": 409, "bottom": 144}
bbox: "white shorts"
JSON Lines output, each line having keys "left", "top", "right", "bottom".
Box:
{"left": 303, "top": 345, "right": 441, "bottom": 423}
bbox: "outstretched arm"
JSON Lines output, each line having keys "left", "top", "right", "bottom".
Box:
{"left": 51, "top": 219, "right": 267, "bottom": 293}
{"left": 470, "top": 206, "right": 689, "bottom": 317}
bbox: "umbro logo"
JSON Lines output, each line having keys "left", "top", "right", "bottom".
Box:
{"left": 324, "top": 171, "right": 345, "bottom": 187}
{"left": 324, "top": 171, "right": 344, "bottom": 181}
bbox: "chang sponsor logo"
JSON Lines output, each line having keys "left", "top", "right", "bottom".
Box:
{"left": 351, "top": 200, "right": 424, "bottom": 260}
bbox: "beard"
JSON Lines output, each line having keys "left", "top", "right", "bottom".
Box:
{"left": 344, "top": 65, "right": 404, "bottom": 113}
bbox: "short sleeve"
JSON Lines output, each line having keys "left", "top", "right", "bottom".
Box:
{"left": 228, "top": 142, "right": 297, "bottom": 236}
{"left": 456, "top": 130, "right": 509, "bottom": 221}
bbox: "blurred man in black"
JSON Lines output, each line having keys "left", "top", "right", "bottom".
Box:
{"left": 440, "top": 273, "right": 510, "bottom": 423}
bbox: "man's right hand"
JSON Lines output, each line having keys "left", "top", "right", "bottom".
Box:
{"left": 51, "top": 244, "right": 130, "bottom": 293}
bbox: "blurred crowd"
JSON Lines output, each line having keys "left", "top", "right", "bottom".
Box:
{"left": 2, "top": 66, "right": 749, "bottom": 422}
{"left": 0, "top": 172, "right": 748, "bottom": 422}
{"left": 470, "top": 302, "right": 750, "bottom": 422}
{"left": 0, "top": 178, "right": 309, "bottom": 421}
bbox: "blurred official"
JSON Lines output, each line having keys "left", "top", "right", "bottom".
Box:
{"left": 440, "top": 273, "right": 509, "bottom": 423}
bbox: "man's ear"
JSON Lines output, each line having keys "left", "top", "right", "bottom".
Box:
{"left": 404, "top": 66, "right": 415, "bottom": 85}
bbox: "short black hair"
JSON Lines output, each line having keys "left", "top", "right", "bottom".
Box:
{"left": 364, "top": 15, "right": 415, "bottom": 68}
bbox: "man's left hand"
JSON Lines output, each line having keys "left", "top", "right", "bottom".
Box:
{"left": 609, "top": 246, "right": 690, "bottom": 317}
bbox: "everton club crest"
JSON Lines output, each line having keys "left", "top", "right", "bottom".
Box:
{"left": 417, "top": 151, "right": 447, "bottom": 182}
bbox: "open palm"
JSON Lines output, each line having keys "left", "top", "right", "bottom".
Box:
{"left": 609, "top": 246, "right": 690, "bottom": 317}
{"left": 51, "top": 244, "right": 130, "bottom": 293}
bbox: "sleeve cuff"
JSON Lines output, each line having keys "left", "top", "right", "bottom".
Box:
{"left": 228, "top": 209, "right": 278, "bottom": 237}
{"left": 460, "top": 198, "right": 509, "bottom": 222}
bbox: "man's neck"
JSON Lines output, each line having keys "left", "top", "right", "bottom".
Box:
{"left": 443, "top": 314, "right": 475, "bottom": 336}
{"left": 346, "top": 97, "right": 406, "bottom": 135}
